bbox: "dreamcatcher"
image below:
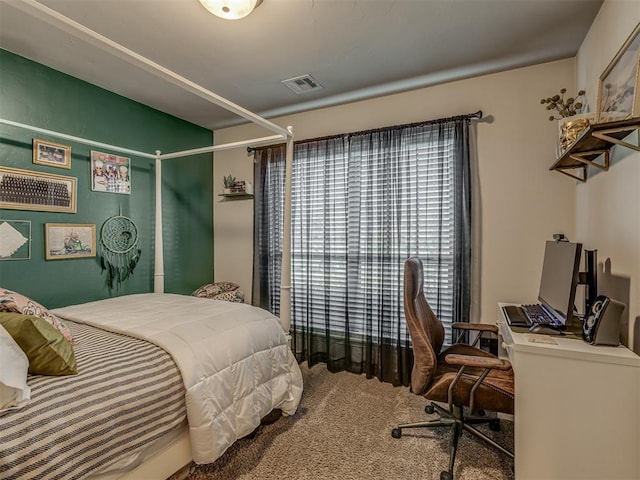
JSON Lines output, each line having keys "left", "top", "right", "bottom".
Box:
{"left": 98, "top": 214, "right": 141, "bottom": 290}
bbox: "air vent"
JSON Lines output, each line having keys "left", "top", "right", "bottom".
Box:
{"left": 281, "top": 74, "right": 323, "bottom": 94}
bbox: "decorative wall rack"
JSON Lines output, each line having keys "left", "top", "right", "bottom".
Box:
{"left": 550, "top": 117, "right": 640, "bottom": 182}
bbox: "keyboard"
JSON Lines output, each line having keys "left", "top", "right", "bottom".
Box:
{"left": 502, "top": 304, "right": 559, "bottom": 328}
{"left": 521, "top": 304, "right": 556, "bottom": 326}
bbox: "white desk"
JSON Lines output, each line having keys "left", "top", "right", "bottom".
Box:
{"left": 498, "top": 303, "right": 640, "bottom": 480}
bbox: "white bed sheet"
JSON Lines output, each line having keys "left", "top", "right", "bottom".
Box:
{"left": 52, "top": 293, "right": 303, "bottom": 464}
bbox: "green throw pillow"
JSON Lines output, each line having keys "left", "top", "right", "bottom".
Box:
{"left": 0, "top": 312, "right": 78, "bottom": 376}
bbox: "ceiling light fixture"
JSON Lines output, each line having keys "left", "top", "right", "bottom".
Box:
{"left": 199, "top": 0, "right": 263, "bottom": 20}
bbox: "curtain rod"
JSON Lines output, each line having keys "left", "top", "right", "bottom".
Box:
{"left": 247, "top": 110, "right": 483, "bottom": 153}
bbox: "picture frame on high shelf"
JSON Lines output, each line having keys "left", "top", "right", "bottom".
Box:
{"left": 33, "top": 138, "right": 72, "bottom": 169}
{"left": 90, "top": 150, "right": 131, "bottom": 194}
{"left": 597, "top": 23, "right": 640, "bottom": 123}
{"left": 45, "top": 223, "right": 96, "bottom": 260}
{"left": 0, "top": 166, "right": 77, "bottom": 213}
{"left": 0, "top": 219, "right": 31, "bottom": 261}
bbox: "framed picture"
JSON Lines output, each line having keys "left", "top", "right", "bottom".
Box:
{"left": 0, "top": 219, "right": 31, "bottom": 261}
{"left": 0, "top": 166, "right": 77, "bottom": 213}
{"left": 597, "top": 23, "right": 640, "bottom": 123}
{"left": 45, "top": 223, "right": 96, "bottom": 260}
{"left": 91, "top": 150, "right": 131, "bottom": 194}
{"left": 33, "top": 139, "right": 72, "bottom": 169}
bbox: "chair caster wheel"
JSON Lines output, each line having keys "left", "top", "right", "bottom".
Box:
{"left": 391, "top": 428, "right": 402, "bottom": 438}
{"left": 425, "top": 404, "right": 435, "bottom": 414}
{"left": 489, "top": 419, "right": 501, "bottom": 432}
{"left": 440, "top": 471, "right": 453, "bottom": 480}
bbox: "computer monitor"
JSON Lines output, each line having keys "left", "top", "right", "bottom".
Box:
{"left": 538, "top": 240, "right": 582, "bottom": 326}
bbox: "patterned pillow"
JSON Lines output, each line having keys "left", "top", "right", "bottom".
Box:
{"left": 212, "top": 289, "right": 245, "bottom": 303}
{"left": 0, "top": 288, "right": 74, "bottom": 344}
{"left": 192, "top": 282, "right": 244, "bottom": 303}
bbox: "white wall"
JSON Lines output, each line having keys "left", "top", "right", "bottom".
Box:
{"left": 576, "top": 0, "right": 640, "bottom": 352}
{"left": 214, "top": 59, "right": 577, "bottom": 326}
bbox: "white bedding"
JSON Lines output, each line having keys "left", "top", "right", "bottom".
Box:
{"left": 52, "top": 293, "right": 303, "bottom": 464}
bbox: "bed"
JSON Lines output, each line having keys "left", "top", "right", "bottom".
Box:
{"left": 0, "top": 292, "right": 303, "bottom": 480}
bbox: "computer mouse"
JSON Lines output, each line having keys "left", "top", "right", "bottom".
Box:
{"left": 529, "top": 324, "right": 564, "bottom": 335}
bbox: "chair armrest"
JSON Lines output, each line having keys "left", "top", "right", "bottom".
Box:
{"left": 444, "top": 354, "right": 512, "bottom": 412}
{"left": 452, "top": 322, "right": 498, "bottom": 334}
{"left": 444, "top": 353, "right": 512, "bottom": 371}
{"left": 451, "top": 322, "right": 498, "bottom": 348}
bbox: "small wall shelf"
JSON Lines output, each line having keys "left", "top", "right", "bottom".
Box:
{"left": 218, "top": 192, "right": 253, "bottom": 200}
{"left": 550, "top": 117, "right": 640, "bottom": 182}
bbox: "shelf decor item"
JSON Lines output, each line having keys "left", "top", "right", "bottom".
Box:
{"left": 33, "top": 139, "right": 71, "bottom": 169}
{"left": 558, "top": 112, "right": 597, "bottom": 155}
{"left": 0, "top": 166, "right": 77, "bottom": 213}
{"left": 540, "top": 88, "right": 592, "bottom": 155}
{"left": 597, "top": 23, "right": 640, "bottom": 123}
{"left": 45, "top": 223, "right": 95, "bottom": 260}
{"left": 223, "top": 174, "right": 236, "bottom": 194}
{"left": 98, "top": 214, "right": 141, "bottom": 290}
{"left": 231, "top": 180, "right": 246, "bottom": 193}
{"left": 541, "top": 88, "right": 586, "bottom": 121}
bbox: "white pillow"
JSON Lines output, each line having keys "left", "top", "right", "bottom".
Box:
{"left": 0, "top": 323, "right": 30, "bottom": 413}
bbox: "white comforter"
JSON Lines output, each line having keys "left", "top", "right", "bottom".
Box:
{"left": 52, "top": 293, "right": 303, "bottom": 464}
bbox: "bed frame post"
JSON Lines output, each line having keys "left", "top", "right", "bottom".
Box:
{"left": 154, "top": 151, "right": 165, "bottom": 293}
{"left": 280, "top": 127, "right": 294, "bottom": 337}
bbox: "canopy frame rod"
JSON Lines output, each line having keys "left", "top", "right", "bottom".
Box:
{"left": 0, "top": 119, "right": 287, "bottom": 161}
{"left": 0, "top": 118, "right": 157, "bottom": 159}
{"left": 12, "top": 0, "right": 290, "bottom": 139}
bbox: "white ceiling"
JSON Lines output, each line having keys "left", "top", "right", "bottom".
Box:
{"left": 0, "top": 0, "right": 603, "bottom": 130}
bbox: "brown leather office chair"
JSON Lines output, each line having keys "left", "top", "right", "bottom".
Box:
{"left": 391, "top": 257, "right": 514, "bottom": 480}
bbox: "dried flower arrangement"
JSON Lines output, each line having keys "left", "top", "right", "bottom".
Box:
{"left": 541, "top": 88, "right": 586, "bottom": 120}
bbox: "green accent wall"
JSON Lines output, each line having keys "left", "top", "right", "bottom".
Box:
{"left": 0, "top": 50, "right": 214, "bottom": 308}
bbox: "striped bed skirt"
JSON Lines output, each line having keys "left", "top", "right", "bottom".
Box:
{"left": 0, "top": 320, "right": 187, "bottom": 480}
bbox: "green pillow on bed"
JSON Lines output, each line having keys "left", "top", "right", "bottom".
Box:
{"left": 0, "top": 312, "right": 78, "bottom": 376}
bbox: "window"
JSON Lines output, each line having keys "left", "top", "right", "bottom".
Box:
{"left": 291, "top": 121, "right": 467, "bottom": 347}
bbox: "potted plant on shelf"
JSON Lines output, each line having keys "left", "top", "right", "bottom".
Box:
{"left": 541, "top": 88, "right": 595, "bottom": 155}
{"left": 223, "top": 175, "right": 235, "bottom": 194}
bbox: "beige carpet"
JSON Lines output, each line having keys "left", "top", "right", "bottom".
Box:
{"left": 185, "top": 363, "right": 514, "bottom": 480}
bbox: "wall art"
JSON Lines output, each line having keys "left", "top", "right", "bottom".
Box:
{"left": 597, "top": 23, "right": 640, "bottom": 123}
{"left": 33, "top": 138, "right": 71, "bottom": 169}
{"left": 0, "top": 166, "right": 77, "bottom": 213}
{"left": 45, "top": 223, "right": 96, "bottom": 260}
{"left": 90, "top": 151, "right": 131, "bottom": 194}
{"left": 0, "top": 220, "right": 31, "bottom": 260}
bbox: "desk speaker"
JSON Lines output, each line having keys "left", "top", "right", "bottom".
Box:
{"left": 582, "top": 295, "right": 625, "bottom": 346}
